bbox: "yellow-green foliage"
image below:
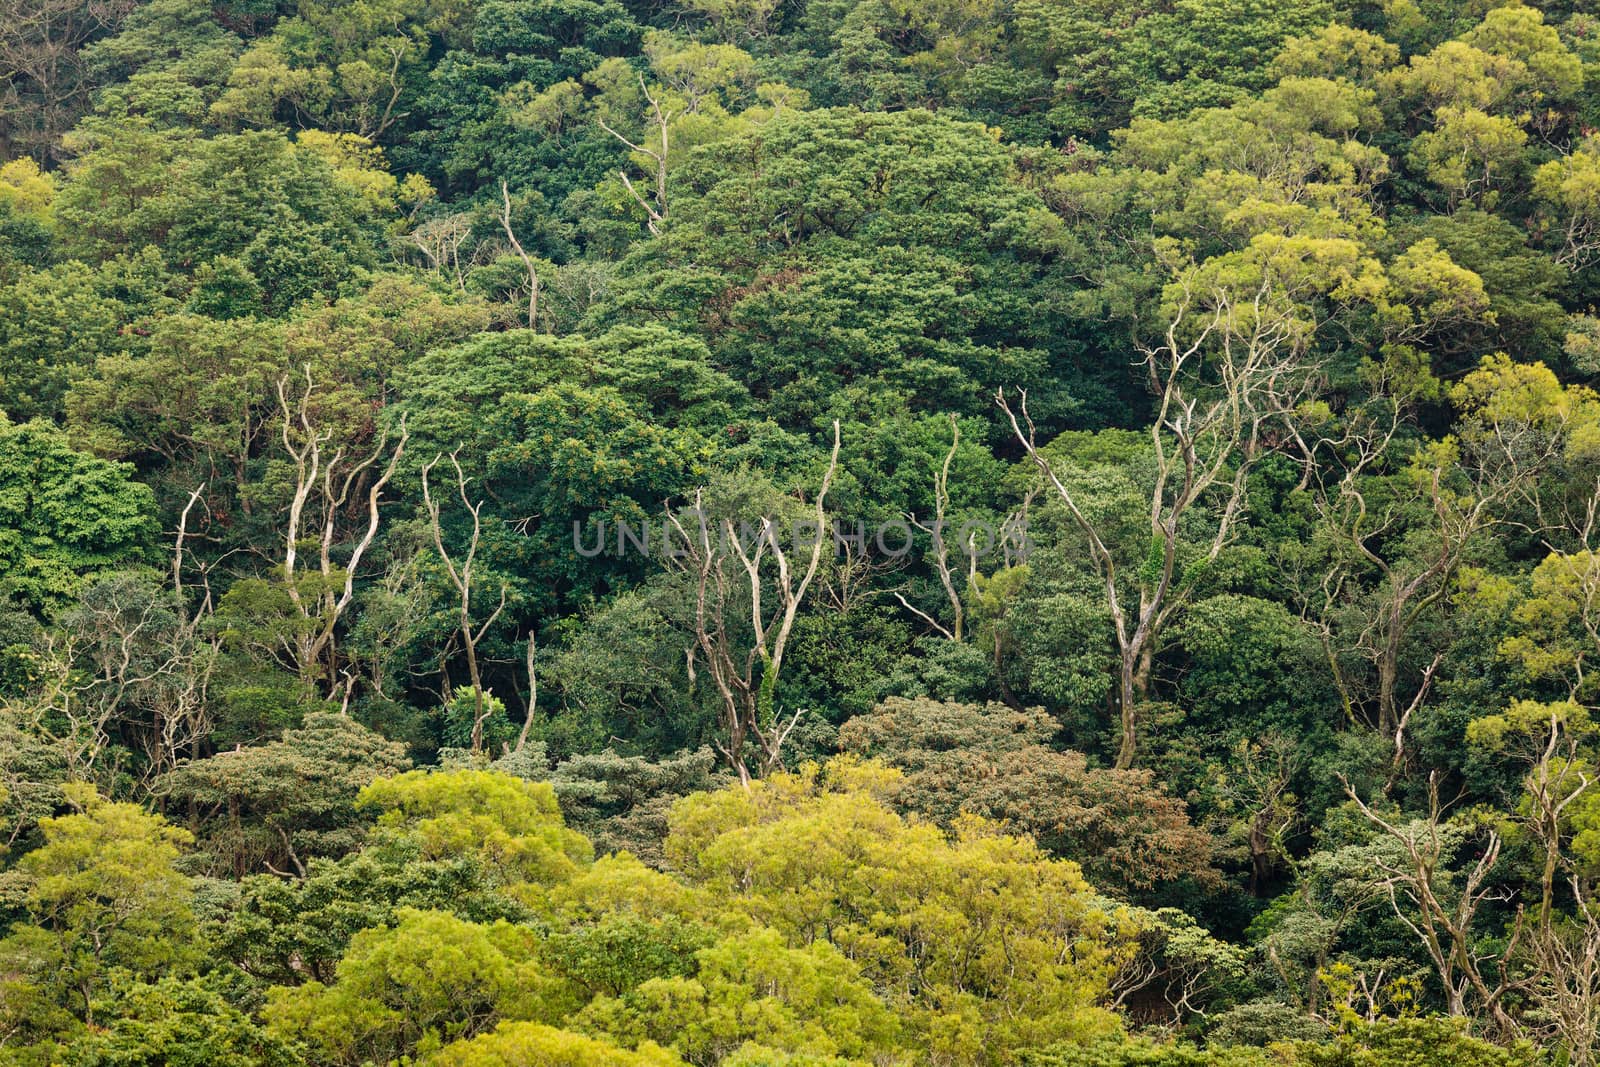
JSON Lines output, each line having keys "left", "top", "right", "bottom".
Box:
{"left": 264, "top": 908, "right": 558, "bottom": 1064}
{"left": 665, "top": 759, "right": 1128, "bottom": 1062}
{"left": 424, "top": 1021, "right": 685, "bottom": 1067}
{"left": 358, "top": 769, "right": 594, "bottom": 884}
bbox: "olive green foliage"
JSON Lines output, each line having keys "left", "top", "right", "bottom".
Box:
{"left": 839, "top": 697, "right": 1215, "bottom": 894}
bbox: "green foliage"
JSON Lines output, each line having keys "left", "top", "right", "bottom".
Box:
{"left": 158, "top": 711, "right": 412, "bottom": 876}
{"left": 0, "top": 421, "right": 156, "bottom": 617}
{"left": 55, "top": 975, "right": 295, "bottom": 1067}
{"left": 0, "top": 262, "right": 128, "bottom": 421}
{"left": 664, "top": 759, "right": 1127, "bottom": 1061}
{"left": 441, "top": 689, "right": 516, "bottom": 752}
{"left": 359, "top": 769, "right": 593, "bottom": 885}
{"left": 578, "top": 927, "right": 900, "bottom": 1065}
{"left": 263, "top": 908, "right": 555, "bottom": 1065}
{"left": 56, "top": 126, "right": 385, "bottom": 314}
{"left": 9, "top": 0, "right": 1600, "bottom": 1062}
{"left": 0, "top": 784, "right": 197, "bottom": 1043}
{"left": 839, "top": 697, "right": 1215, "bottom": 894}
{"left": 597, "top": 106, "right": 1079, "bottom": 430}
{"left": 550, "top": 747, "right": 725, "bottom": 866}
{"left": 425, "top": 1021, "right": 684, "bottom": 1067}
{"left": 1291, "top": 1017, "right": 1542, "bottom": 1066}
{"left": 212, "top": 832, "right": 532, "bottom": 986}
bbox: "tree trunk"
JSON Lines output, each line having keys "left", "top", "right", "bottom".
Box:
{"left": 1116, "top": 652, "right": 1140, "bottom": 770}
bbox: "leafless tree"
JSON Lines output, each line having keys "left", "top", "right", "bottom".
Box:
{"left": 897, "top": 415, "right": 967, "bottom": 641}
{"left": 146, "top": 484, "right": 221, "bottom": 780}
{"left": 422, "top": 449, "right": 508, "bottom": 752}
{"left": 361, "top": 38, "right": 407, "bottom": 139}
{"left": 409, "top": 213, "right": 475, "bottom": 291}
{"left": 7, "top": 485, "right": 223, "bottom": 786}
{"left": 598, "top": 73, "right": 672, "bottom": 235}
{"left": 999, "top": 270, "right": 1312, "bottom": 768}
{"left": 0, "top": 0, "right": 133, "bottom": 159}
{"left": 1488, "top": 703, "right": 1600, "bottom": 1065}
{"left": 514, "top": 631, "right": 537, "bottom": 755}
{"left": 818, "top": 533, "right": 898, "bottom": 617}
{"left": 665, "top": 422, "right": 841, "bottom": 785}
{"left": 499, "top": 179, "right": 540, "bottom": 330}
{"left": 275, "top": 366, "right": 408, "bottom": 699}
{"left": 1525, "top": 894, "right": 1600, "bottom": 1067}
{"left": 1344, "top": 772, "right": 1525, "bottom": 1037}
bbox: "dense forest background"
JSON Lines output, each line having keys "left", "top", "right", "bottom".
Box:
{"left": 4, "top": 0, "right": 1600, "bottom": 1062}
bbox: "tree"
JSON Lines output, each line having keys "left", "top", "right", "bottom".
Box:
{"left": 53, "top": 975, "right": 297, "bottom": 1067}
{"left": 594, "top": 66, "right": 672, "bottom": 236}
{"left": 358, "top": 768, "right": 593, "bottom": 887}
{"left": 1295, "top": 1017, "right": 1542, "bottom": 1067}
{"left": 1343, "top": 775, "right": 1523, "bottom": 1036}
{"left": 473, "top": 379, "right": 713, "bottom": 621}
{"left": 498, "top": 179, "right": 540, "bottom": 329}
{"left": 1301, "top": 355, "right": 1584, "bottom": 767}
{"left": 0, "top": 0, "right": 134, "bottom": 160}
{"left": 18, "top": 568, "right": 216, "bottom": 785}
{"left": 895, "top": 415, "right": 971, "bottom": 642}
{"left": 0, "top": 703, "right": 65, "bottom": 854}
{"left": 1535, "top": 136, "right": 1600, "bottom": 271}
{"left": 551, "top": 747, "right": 724, "bottom": 868}
{"left": 263, "top": 908, "right": 556, "bottom": 1066}
{"left": 999, "top": 241, "right": 1320, "bottom": 768}
{"left": 1104, "top": 905, "right": 1248, "bottom": 1027}
{"left": 595, "top": 107, "right": 1078, "bottom": 432}
{"left": 156, "top": 710, "right": 411, "bottom": 877}
{"left": 219, "top": 367, "right": 407, "bottom": 699}
{"left": 838, "top": 697, "right": 1215, "bottom": 894}
{"left": 213, "top": 834, "right": 529, "bottom": 988}
{"left": 0, "top": 783, "right": 196, "bottom": 1037}
{"left": 65, "top": 313, "right": 288, "bottom": 508}
{"left": 664, "top": 759, "right": 1127, "bottom": 1060}
{"left": 0, "top": 419, "right": 155, "bottom": 618}
{"left": 427, "top": 1021, "right": 685, "bottom": 1067}
{"left": 663, "top": 423, "right": 840, "bottom": 784}
{"left": 208, "top": 0, "right": 455, "bottom": 139}
{"left": 56, "top": 127, "right": 386, "bottom": 313}
{"left": 1468, "top": 700, "right": 1600, "bottom": 1064}
{"left": 422, "top": 449, "right": 508, "bottom": 752}
{"left": 0, "top": 260, "right": 128, "bottom": 421}
{"left": 577, "top": 927, "right": 901, "bottom": 1065}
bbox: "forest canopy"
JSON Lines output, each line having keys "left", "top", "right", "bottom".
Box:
{"left": 4, "top": 0, "right": 1600, "bottom": 1063}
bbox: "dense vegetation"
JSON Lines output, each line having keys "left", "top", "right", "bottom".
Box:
{"left": 4, "top": 0, "right": 1600, "bottom": 1062}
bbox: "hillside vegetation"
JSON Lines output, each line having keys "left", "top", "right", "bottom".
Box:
{"left": 3, "top": 0, "right": 1600, "bottom": 1063}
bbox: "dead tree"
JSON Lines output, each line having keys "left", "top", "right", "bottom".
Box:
{"left": 148, "top": 483, "right": 221, "bottom": 780}
{"left": 598, "top": 73, "right": 672, "bottom": 235}
{"left": 999, "top": 271, "right": 1311, "bottom": 768}
{"left": 1487, "top": 702, "right": 1600, "bottom": 1065}
{"left": 23, "top": 559, "right": 216, "bottom": 788}
{"left": 514, "top": 631, "right": 537, "bottom": 755}
{"left": 422, "top": 449, "right": 508, "bottom": 753}
{"left": 499, "top": 179, "right": 540, "bottom": 330}
{"left": 897, "top": 415, "right": 966, "bottom": 641}
{"left": 1344, "top": 772, "right": 1525, "bottom": 1036}
{"left": 276, "top": 366, "right": 408, "bottom": 700}
{"left": 1526, "top": 888, "right": 1600, "bottom": 1067}
{"left": 408, "top": 213, "right": 474, "bottom": 291}
{"left": 666, "top": 422, "right": 841, "bottom": 785}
